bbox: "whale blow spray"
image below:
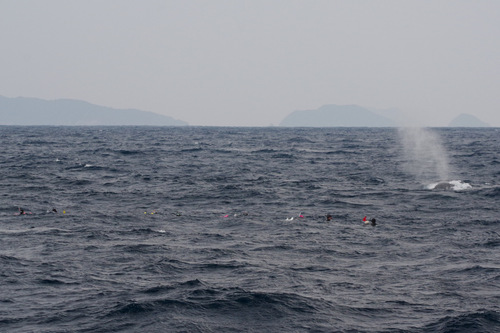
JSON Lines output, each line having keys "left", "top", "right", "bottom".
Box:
{"left": 399, "top": 127, "right": 450, "bottom": 183}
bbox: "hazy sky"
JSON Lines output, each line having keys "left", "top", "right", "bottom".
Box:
{"left": 2, "top": 0, "right": 499, "bottom": 126}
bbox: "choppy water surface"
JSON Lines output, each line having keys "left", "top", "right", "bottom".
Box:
{"left": 1, "top": 126, "right": 499, "bottom": 332}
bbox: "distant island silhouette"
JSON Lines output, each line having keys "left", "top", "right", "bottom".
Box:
{"left": 280, "top": 104, "right": 396, "bottom": 127}
{"left": 280, "top": 105, "right": 490, "bottom": 128}
{"left": 448, "top": 113, "right": 490, "bottom": 127}
{"left": 0, "top": 95, "right": 188, "bottom": 126}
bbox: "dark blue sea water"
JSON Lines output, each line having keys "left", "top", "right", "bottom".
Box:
{"left": 1, "top": 126, "right": 499, "bottom": 333}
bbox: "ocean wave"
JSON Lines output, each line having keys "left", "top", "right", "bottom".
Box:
{"left": 116, "top": 149, "right": 144, "bottom": 156}
{"left": 272, "top": 153, "right": 295, "bottom": 159}
{"left": 112, "top": 243, "right": 163, "bottom": 254}
{"left": 421, "top": 310, "right": 500, "bottom": 333}
{"left": 37, "top": 278, "right": 78, "bottom": 286}
{"left": 483, "top": 187, "right": 500, "bottom": 198}
{"left": 251, "top": 148, "right": 277, "bottom": 154}
{"left": 180, "top": 147, "right": 203, "bottom": 153}
{"left": 106, "top": 287, "right": 323, "bottom": 323}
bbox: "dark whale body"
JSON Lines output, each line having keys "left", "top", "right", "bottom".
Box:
{"left": 434, "top": 182, "right": 453, "bottom": 190}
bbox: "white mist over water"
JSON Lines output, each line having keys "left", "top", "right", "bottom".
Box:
{"left": 398, "top": 127, "right": 451, "bottom": 184}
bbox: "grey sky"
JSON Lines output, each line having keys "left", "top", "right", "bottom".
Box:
{"left": 1, "top": 0, "right": 499, "bottom": 126}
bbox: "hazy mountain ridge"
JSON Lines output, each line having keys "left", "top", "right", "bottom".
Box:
{"left": 279, "top": 105, "right": 396, "bottom": 127}
{"left": 1, "top": 96, "right": 491, "bottom": 127}
{"left": 0, "top": 96, "right": 188, "bottom": 126}
{"left": 280, "top": 105, "right": 490, "bottom": 127}
{"left": 448, "top": 113, "right": 490, "bottom": 127}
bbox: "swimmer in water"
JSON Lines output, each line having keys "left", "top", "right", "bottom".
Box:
{"left": 17, "top": 208, "right": 31, "bottom": 215}
{"left": 363, "top": 216, "right": 376, "bottom": 226}
{"left": 326, "top": 214, "right": 333, "bottom": 221}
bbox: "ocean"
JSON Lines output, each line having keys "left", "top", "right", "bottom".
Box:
{"left": 1, "top": 126, "right": 499, "bottom": 332}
